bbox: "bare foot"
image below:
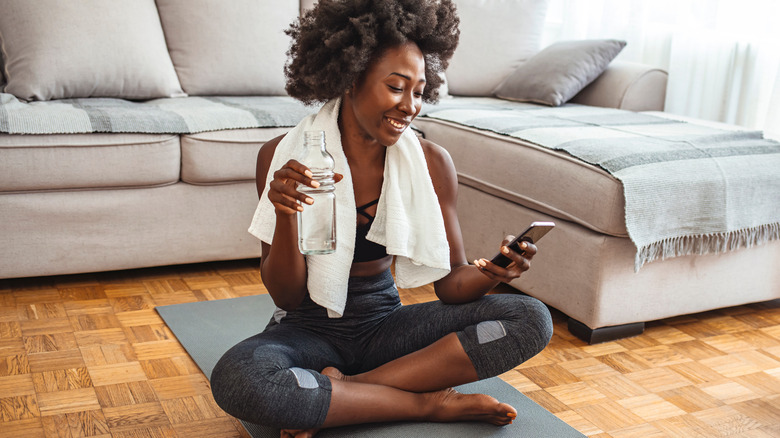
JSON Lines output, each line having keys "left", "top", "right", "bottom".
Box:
{"left": 321, "top": 366, "right": 352, "bottom": 382}
{"left": 426, "top": 388, "right": 517, "bottom": 426}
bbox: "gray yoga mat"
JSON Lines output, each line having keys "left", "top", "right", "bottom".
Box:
{"left": 157, "top": 294, "right": 585, "bottom": 437}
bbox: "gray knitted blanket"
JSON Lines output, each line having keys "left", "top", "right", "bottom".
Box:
{"left": 420, "top": 97, "right": 780, "bottom": 270}
{"left": 0, "top": 93, "right": 319, "bottom": 134}
{"left": 3, "top": 93, "right": 778, "bottom": 269}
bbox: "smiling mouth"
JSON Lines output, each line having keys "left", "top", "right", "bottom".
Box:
{"left": 386, "top": 117, "right": 407, "bottom": 130}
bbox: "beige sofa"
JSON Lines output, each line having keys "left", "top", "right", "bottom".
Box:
{"left": 0, "top": 0, "right": 323, "bottom": 279}
{"left": 411, "top": 2, "right": 779, "bottom": 343}
{"left": 2, "top": 0, "right": 777, "bottom": 343}
{"left": 414, "top": 108, "right": 780, "bottom": 342}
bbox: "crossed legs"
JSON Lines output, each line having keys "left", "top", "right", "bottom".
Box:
{"left": 283, "top": 332, "right": 517, "bottom": 438}
{"left": 212, "top": 294, "right": 552, "bottom": 436}
{"left": 281, "top": 294, "right": 552, "bottom": 436}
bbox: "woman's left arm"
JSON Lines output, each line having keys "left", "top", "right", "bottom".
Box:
{"left": 422, "top": 139, "right": 536, "bottom": 304}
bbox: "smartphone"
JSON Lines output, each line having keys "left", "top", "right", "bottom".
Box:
{"left": 489, "top": 221, "right": 555, "bottom": 268}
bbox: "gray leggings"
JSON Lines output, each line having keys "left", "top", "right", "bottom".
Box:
{"left": 210, "top": 269, "right": 552, "bottom": 429}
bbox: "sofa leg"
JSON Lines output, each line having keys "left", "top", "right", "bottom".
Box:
{"left": 567, "top": 318, "right": 645, "bottom": 344}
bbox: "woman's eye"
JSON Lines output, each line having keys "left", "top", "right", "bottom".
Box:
{"left": 388, "top": 85, "right": 402, "bottom": 92}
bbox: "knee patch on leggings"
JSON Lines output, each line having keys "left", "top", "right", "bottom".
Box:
{"left": 476, "top": 320, "right": 507, "bottom": 344}
{"left": 289, "top": 367, "right": 320, "bottom": 389}
{"left": 211, "top": 348, "right": 333, "bottom": 429}
{"left": 456, "top": 298, "right": 553, "bottom": 379}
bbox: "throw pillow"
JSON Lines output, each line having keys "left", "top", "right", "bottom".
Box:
{"left": 156, "top": 0, "right": 298, "bottom": 96}
{"left": 493, "top": 39, "right": 627, "bottom": 107}
{"left": 0, "top": 0, "right": 184, "bottom": 101}
{"left": 445, "top": 0, "right": 550, "bottom": 96}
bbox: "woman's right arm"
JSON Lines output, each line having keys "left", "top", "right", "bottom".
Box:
{"left": 256, "top": 135, "right": 311, "bottom": 311}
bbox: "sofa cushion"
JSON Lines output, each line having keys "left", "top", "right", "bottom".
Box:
{"left": 0, "top": 0, "right": 184, "bottom": 101}
{"left": 156, "top": 0, "right": 298, "bottom": 96}
{"left": 445, "top": 0, "right": 549, "bottom": 96}
{"left": 413, "top": 117, "right": 627, "bottom": 236}
{"left": 493, "top": 39, "right": 627, "bottom": 106}
{"left": 181, "top": 128, "right": 292, "bottom": 184}
{"left": 0, "top": 133, "right": 180, "bottom": 193}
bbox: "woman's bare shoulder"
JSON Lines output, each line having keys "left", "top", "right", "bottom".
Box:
{"left": 419, "top": 137, "right": 458, "bottom": 201}
{"left": 420, "top": 137, "right": 456, "bottom": 177}
{"left": 255, "top": 133, "right": 287, "bottom": 197}
{"left": 258, "top": 134, "right": 286, "bottom": 163}
{"left": 257, "top": 134, "right": 288, "bottom": 174}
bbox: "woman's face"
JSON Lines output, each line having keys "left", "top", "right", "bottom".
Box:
{"left": 348, "top": 41, "right": 426, "bottom": 147}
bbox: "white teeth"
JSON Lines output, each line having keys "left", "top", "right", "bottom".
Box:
{"left": 387, "top": 118, "right": 405, "bottom": 129}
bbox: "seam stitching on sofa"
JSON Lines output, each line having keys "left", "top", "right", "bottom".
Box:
{"left": 619, "top": 68, "right": 668, "bottom": 109}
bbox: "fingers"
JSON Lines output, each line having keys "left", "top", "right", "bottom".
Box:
{"left": 501, "top": 240, "right": 535, "bottom": 269}
{"left": 268, "top": 176, "right": 311, "bottom": 213}
{"left": 267, "top": 160, "right": 318, "bottom": 214}
{"left": 275, "top": 160, "right": 318, "bottom": 188}
{"left": 266, "top": 161, "right": 346, "bottom": 215}
{"left": 501, "top": 235, "right": 516, "bottom": 247}
{"left": 518, "top": 240, "right": 538, "bottom": 260}
{"left": 474, "top": 240, "right": 538, "bottom": 283}
{"left": 474, "top": 256, "right": 529, "bottom": 283}
{"left": 503, "top": 237, "right": 538, "bottom": 262}
{"left": 473, "top": 258, "right": 502, "bottom": 281}
{"left": 283, "top": 159, "right": 315, "bottom": 181}
{"left": 501, "top": 244, "right": 532, "bottom": 270}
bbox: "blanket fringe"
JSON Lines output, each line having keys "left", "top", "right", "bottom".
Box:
{"left": 635, "top": 222, "right": 780, "bottom": 272}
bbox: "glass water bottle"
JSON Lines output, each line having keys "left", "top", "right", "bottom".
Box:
{"left": 297, "top": 130, "right": 336, "bottom": 255}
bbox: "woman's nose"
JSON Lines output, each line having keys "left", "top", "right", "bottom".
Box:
{"left": 398, "top": 91, "right": 417, "bottom": 115}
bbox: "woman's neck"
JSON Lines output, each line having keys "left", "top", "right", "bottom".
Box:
{"left": 338, "top": 96, "right": 386, "bottom": 168}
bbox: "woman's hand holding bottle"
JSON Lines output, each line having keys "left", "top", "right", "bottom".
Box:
{"left": 267, "top": 159, "right": 324, "bottom": 215}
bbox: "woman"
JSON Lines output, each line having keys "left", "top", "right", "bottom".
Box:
{"left": 211, "top": 1, "right": 553, "bottom": 436}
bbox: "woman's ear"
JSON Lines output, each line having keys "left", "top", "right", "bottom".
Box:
{"left": 344, "top": 82, "right": 356, "bottom": 101}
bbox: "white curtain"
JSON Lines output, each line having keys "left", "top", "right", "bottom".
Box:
{"left": 542, "top": 0, "right": 780, "bottom": 140}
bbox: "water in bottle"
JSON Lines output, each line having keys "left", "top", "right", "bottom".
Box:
{"left": 297, "top": 130, "right": 336, "bottom": 254}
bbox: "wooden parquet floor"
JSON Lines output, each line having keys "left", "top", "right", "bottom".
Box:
{"left": 0, "top": 259, "right": 778, "bottom": 437}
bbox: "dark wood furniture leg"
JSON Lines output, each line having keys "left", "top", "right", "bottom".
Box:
{"left": 568, "top": 318, "right": 645, "bottom": 344}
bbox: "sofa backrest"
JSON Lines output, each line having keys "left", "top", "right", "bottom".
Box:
{"left": 0, "top": 0, "right": 186, "bottom": 101}
{"left": 0, "top": 0, "right": 552, "bottom": 101}
{"left": 156, "top": 0, "right": 299, "bottom": 97}
{"left": 0, "top": 0, "right": 309, "bottom": 101}
{"left": 445, "top": 0, "right": 549, "bottom": 96}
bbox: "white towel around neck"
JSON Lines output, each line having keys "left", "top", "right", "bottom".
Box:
{"left": 248, "top": 97, "right": 450, "bottom": 317}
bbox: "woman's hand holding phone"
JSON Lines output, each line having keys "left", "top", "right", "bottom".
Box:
{"left": 474, "top": 221, "right": 554, "bottom": 283}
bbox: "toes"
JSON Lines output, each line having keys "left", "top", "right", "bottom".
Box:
{"left": 504, "top": 404, "right": 517, "bottom": 418}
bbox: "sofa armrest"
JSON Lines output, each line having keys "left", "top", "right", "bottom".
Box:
{"left": 569, "top": 61, "right": 668, "bottom": 111}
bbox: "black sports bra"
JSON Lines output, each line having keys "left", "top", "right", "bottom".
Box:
{"left": 353, "top": 198, "right": 389, "bottom": 262}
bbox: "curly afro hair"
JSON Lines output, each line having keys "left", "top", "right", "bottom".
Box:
{"left": 284, "top": 0, "right": 460, "bottom": 105}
